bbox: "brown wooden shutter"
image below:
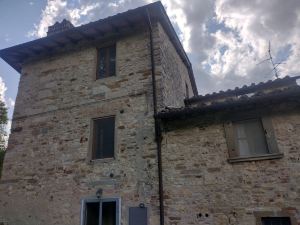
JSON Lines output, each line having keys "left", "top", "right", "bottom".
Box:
{"left": 261, "top": 117, "right": 279, "bottom": 153}
{"left": 224, "top": 122, "right": 238, "bottom": 158}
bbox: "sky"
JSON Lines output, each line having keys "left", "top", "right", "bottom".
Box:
{"left": 1, "top": 0, "right": 300, "bottom": 132}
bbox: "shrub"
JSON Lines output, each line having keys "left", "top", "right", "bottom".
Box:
{"left": 0, "top": 150, "right": 5, "bottom": 179}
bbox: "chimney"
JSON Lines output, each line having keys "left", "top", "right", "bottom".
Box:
{"left": 47, "top": 19, "right": 74, "bottom": 36}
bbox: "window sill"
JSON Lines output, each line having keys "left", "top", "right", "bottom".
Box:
{"left": 228, "top": 153, "right": 284, "bottom": 163}
{"left": 96, "top": 74, "right": 116, "bottom": 81}
{"left": 88, "top": 157, "right": 115, "bottom": 164}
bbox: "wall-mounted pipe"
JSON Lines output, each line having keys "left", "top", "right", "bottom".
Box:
{"left": 145, "top": 9, "right": 165, "bottom": 225}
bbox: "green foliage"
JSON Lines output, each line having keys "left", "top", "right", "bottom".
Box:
{"left": 0, "top": 150, "right": 5, "bottom": 179}
{"left": 0, "top": 98, "right": 8, "bottom": 178}
{"left": 0, "top": 100, "right": 7, "bottom": 125}
{"left": 0, "top": 99, "right": 7, "bottom": 141}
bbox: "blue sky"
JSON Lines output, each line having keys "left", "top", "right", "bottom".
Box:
{"left": 0, "top": 0, "right": 47, "bottom": 125}
{"left": 1, "top": 0, "right": 300, "bottom": 131}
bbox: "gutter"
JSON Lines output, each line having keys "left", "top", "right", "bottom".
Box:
{"left": 157, "top": 86, "right": 300, "bottom": 121}
{"left": 146, "top": 9, "right": 165, "bottom": 225}
{"left": 186, "top": 75, "right": 300, "bottom": 105}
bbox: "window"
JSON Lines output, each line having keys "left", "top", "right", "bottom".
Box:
{"left": 261, "top": 217, "right": 291, "bottom": 225}
{"left": 91, "top": 117, "right": 115, "bottom": 160}
{"left": 97, "top": 45, "right": 116, "bottom": 79}
{"left": 234, "top": 119, "right": 269, "bottom": 156}
{"left": 81, "top": 198, "right": 120, "bottom": 225}
{"left": 224, "top": 117, "right": 280, "bottom": 161}
{"left": 185, "top": 82, "right": 189, "bottom": 98}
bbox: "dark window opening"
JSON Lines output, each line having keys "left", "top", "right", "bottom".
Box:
{"left": 185, "top": 83, "right": 189, "bottom": 98}
{"left": 261, "top": 217, "right": 291, "bottom": 225}
{"left": 85, "top": 202, "right": 100, "bottom": 225}
{"left": 82, "top": 199, "right": 119, "bottom": 225}
{"left": 92, "top": 117, "right": 115, "bottom": 160}
{"left": 102, "top": 202, "right": 116, "bottom": 225}
{"left": 97, "top": 45, "right": 116, "bottom": 79}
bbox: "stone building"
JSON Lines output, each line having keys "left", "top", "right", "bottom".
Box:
{"left": 0, "top": 2, "right": 299, "bottom": 225}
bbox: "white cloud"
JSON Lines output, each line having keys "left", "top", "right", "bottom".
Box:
{"left": 162, "top": 0, "right": 300, "bottom": 93}
{"left": 0, "top": 77, "right": 7, "bottom": 103}
{"left": 4, "top": 34, "right": 11, "bottom": 42}
{"left": 28, "top": 0, "right": 150, "bottom": 38}
{"left": 27, "top": 0, "right": 68, "bottom": 38}
{"left": 4, "top": 120, "right": 11, "bottom": 145}
{"left": 27, "top": 0, "right": 300, "bottom": 94}
{"left": 67, "top": 3, "right": 100, "bottom": 25}
{"left": 0, "top": 76, "right": 11, "bottom": 145}
{"left": 7, "top": 98, "right": 15, "bottom": 109}
{"left": 201, "top": 0, "right": 300, "bottom": 92}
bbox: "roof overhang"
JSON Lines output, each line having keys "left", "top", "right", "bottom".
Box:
{"left": 0, "top": 1, "right": 198, "bottom": 95}
{"left": 157, "top": 86, "right": 300, "bottom": 123}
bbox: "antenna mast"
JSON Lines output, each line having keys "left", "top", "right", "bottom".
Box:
{"left": 257, "top": 41, "right": 284, "bottom": 79}
{"left": 268, "top": 41, "right": 279, "bottom": 78}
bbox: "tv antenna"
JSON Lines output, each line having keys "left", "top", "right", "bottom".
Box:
{"left": 257, "top": 41, "right": 285, "bottom": 79}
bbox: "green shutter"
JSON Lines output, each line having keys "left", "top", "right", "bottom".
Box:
{"left": 224, "top": 122, "right": 238, "bottom": 158}
{"left": 261, "top": 117, "right": 279, "bottom": 153}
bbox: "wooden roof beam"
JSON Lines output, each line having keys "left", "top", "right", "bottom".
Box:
{"left": 50, "top": 40, "right": 66, "bottom": 48}
{"left": 123, "top": 18, "right": 135, "bottom": 28}
{"left": 65, "top": 35, "right": 80, "bottom": 44}
{"left": 77, "top": 31, "right": 96, "bottom": 41}
{"left": 110, "top": 24, "right": 120, "bottom": 34}
{"left": 92, "top": 28, "right": 105, "bottom": 38}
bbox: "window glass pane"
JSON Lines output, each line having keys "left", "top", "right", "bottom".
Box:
{"left": 244, "top": 120, "right": 269, "bottom": 155}
{"left": 234, "top": 119, "right": 268, "bottom": 156}
{"left": 185, "top": 83, "right": 189, "bottom": 98}
{"left": 261, "top": 217, "right": 291, "bottom": 225}
{"left": 235, "top": 125, "right": 250, "bottom": 156}
{"left": 98, "top": 48, "right": 106, "bottom": 78}
{"left": 97, "top": 45, "right": 116, "bottom": 79}
{"left": 85, "top": 202, "right": 100, "bottom": 225}
{"left": 93, "top": 117, "right": 115, "bottom": 159}
{"left": 102, "top": 202, "right": 116, "bottom": 225}
{"left": 109, "top": 46, "right": 116, "bottom": 76}
{"left": 237, "top": 139, "right": 251, "bottom": 156}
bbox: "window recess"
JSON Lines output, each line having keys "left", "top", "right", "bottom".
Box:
{"left": 97, "top": 45, "right": 116, "bottom": 79}
{"left": 91, "top": 116, "right": 115, "bottom": 160}
{"left": 261, "top": 217, "right": 291, "bottom": 225}
{"left": 224, "top": 117, "right": 282, "bottom": 162}
{"left": 81, "top": 198, "right": 120, "bottom": 225}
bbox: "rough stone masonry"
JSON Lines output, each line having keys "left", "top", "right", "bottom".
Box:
{"left": 0, "top": 2, "right": 300, "bottom": 225}
{"left": 0, "top": 3, "right": 194, "bottom": 225}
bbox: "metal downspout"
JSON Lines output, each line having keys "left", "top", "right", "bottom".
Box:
{"left": 146, "top": 9, "right": 165, "bottom": 225}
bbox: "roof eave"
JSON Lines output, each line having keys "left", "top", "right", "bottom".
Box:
{"left": 0, "top": 2, "right": 159, "bottom": 72}
{"left": 0, "top": 1, "right": 198, "bottom": 95}
{"left": 158, "top": 87, "right": 300, "bottom": 121}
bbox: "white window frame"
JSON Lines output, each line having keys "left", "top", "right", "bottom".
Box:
{"left": 80, "top": 197, "right": 121, "bottom": 225}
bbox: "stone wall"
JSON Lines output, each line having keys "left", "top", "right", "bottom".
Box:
{"left": 161, "top": 112, "right": 300, "bottom": 225}
{"left": 0, "top": 19, "right": 196, "bottom": 225}
{"left": 0, "top": 29, "right": 161, "bottom": 225}
{"left": 154, "top": 23, "right": 194, "bottom": 110}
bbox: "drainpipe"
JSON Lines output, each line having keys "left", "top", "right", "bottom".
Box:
{"left": 145, "top": 9, "right": 165, "bottom": 225}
